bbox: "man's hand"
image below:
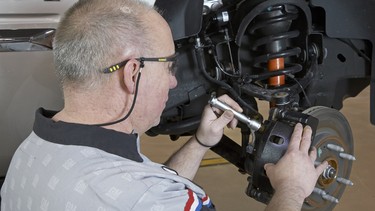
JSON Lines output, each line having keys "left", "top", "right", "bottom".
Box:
{"left": 165, "top": 94, "right": 242, "bottom": 179}
{"left": 264, "top": 123, "right": 329, "bottom": 210}
{"left": 195, "top": 94, "right": 242, "bottom": 147}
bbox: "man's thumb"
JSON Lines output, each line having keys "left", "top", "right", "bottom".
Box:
{"left": 214, "top": 110, "right": 234, "bottom": 128}
{"left": 223, "top": 110, "right": 234, "bottom": 120}
{"left": 264, "top": 163, "right": 274, "bottom": 172}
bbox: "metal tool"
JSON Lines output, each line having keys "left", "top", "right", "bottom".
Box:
{"left": 208, "top": 95, "right": 262, "bottom": 131}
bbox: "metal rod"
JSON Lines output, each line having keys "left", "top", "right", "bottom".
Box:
{"left": 209, "top": 95, "right": 262, "bottom": 131}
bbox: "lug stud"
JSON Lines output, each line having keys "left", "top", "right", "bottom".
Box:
{"left": 339, "top": 153, "right": 356, "bottom": 161}
{"left": 313, "top": 187, "right": 339, "bottom": 203}
{"left": 322, "top": 193, "right": 339, "bottom": 203}
{"left": 327, "top": 144, "right": 344, "bottom": 152}
{"left": 336, "top": 177, "right": 354, "bottom": 186}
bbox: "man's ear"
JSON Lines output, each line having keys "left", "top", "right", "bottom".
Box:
{"left": 123, "top": 59, "right": 141, "bottom": 94}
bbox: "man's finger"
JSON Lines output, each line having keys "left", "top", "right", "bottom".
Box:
{"left": 264, "top": 163, "right": 275, "bottom": 175}
{"left": 288, "top": 123, "right": 303, "bottom": 151}
{"left": 300, "top": 125, "right": 312, "bottom": 152}
{"left": 228, "top": 118, "right": 239, "bottom": 129}
{"left": 309, "top": 146, "right": 318, "bottom": 162}
{"left": 213, "top": 110, "right": 235, "bottom": 129}
{"left": 316, "top": 161, "right": 329, "bottom": 175}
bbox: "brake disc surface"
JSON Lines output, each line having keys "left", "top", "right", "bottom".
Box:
{"left": 302, "top": 106, "right": 354, "bottom": 211}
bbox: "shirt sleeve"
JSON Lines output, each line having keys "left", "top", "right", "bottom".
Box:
{"left": 132, "top": 179, "right": 216, "bottom": 211}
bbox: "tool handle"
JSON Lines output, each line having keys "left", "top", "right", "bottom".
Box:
{"left": 208, "top": 96, "right": 261, "bottom": 131}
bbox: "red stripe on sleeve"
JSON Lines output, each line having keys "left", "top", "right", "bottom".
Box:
{"left": 202, "top": 195, "right": 208, "bottom": 202}
{"left": 184, "top": 189, "right": 194, "bottom": 211}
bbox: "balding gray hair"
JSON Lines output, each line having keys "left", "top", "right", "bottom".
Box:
{"left": 53, "top": 0, "right": 153, "bottom": 90}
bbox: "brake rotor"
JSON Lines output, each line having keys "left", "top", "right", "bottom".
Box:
{"left": 302, "top": 106, "right": 354, "bottom": 211}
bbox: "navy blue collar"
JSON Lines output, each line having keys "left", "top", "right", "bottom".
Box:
{"left": 33, "top": 108, "right": 143, "bottom": 162}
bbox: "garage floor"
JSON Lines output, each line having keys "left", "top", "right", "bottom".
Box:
{"left": 141, "top": 86, "right": 375, "bottom": 210}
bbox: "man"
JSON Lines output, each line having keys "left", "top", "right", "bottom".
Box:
{"left": 1, "top": 0, "right": 327, "bottom": 210}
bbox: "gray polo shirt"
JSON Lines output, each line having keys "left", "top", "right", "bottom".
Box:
{"left": 1, "top": 108, "right": 215, "bottom": 211}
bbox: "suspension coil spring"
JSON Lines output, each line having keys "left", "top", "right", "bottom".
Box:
{"left": 247, "top": 4, "right": 303, "bottom": 85}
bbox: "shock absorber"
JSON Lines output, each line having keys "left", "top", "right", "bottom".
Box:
{"left": 248, "top": 4, "right": 302, "bottom": 105}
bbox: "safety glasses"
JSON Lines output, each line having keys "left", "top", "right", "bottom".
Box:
{"left": 102, "top": 53, "right": 178, "bottom": 75}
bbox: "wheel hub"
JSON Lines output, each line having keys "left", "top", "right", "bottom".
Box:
{"left": 303, "top": 106, "right": 354, "bottom": 211}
